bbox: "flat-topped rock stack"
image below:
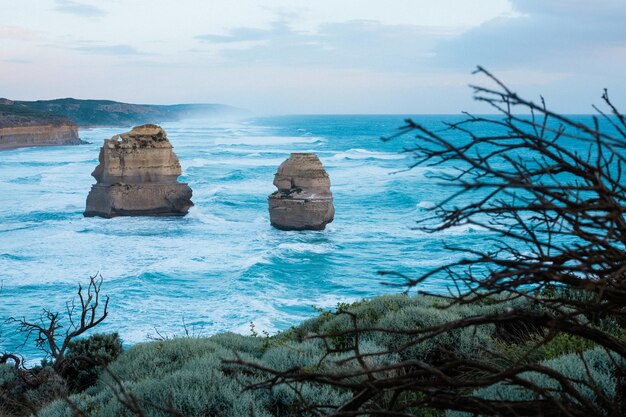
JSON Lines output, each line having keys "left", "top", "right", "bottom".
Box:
{"left": 268, "top": 153, "right": 334, "bottom": 230}
{"left": 84, "top": 124, "right": 193, "bottom": 218}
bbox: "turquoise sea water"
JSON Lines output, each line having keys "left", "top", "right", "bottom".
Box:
{"left": 0, "top": 115, "right": 523, "bottom": 356}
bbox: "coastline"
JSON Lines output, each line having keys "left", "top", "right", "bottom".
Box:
{"left": 0, "top": 124, "right": 85, "bottom": 151}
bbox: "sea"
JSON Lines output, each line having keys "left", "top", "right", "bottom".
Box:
{"left": 0, "top": 114, "right": 555, "bottom": 357}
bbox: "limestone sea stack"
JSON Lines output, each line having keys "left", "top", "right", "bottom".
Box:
{"left": 268, "top": 153, "right": 334, "bottom": 230}
{"left": 84, "top": 124, "right": 193, "bottom": 218}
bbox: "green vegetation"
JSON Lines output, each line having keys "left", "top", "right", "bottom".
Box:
{"left": 0, "top": 98, "right": 243, "bottom": 128}
{"left": 0, "top": 332, "right": 121, "bottom": 416}
{"left": 0, "top": 292, "right": 620, "bottom": 416}
{"left": 0, "top": 102, "right": 73, "bottom": 129}
{"left": 63, "top": 333, "right": 123, "bottom": 392}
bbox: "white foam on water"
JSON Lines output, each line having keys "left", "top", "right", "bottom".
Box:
{"left": 186, "top": 208, "right": 236, "bottom": 226}
{"left": 184, "top": 157, "right": 287, "bottom": 168}
{"left": 0, "top": 115, "right": 476, "bottom": 356}
{"left": 416, "top": 201, "right": 436, "bottom": 209}
{"left": 329, "top": 148, "right": 407, "bottom": 161}
{"left": 277, "top": 242, "right": 333, "bottom": 254}
{"left": 213, "top": 136, "right": 325, "bottom": 146}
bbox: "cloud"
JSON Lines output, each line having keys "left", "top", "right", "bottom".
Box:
{"left": 512, "top": 0, "right": 626, "bottom": 18}
{"left": 72, "top": 44, "right": 144, "bottom": 55}
{"left": 435, "top": 0, "right": 626, "bottom": 72}
{"left": 196, "top": 22, "right": 291, "bottom": 43}
{"left": 51, "top": 0, "right": 106, "bottom": 17}
{"left": 196, "top": 20, "right": 455, "bottom": 72}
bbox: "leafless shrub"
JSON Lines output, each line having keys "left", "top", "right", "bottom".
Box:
{"left": 8, "top": 274, "right": 109, "bottom": 378}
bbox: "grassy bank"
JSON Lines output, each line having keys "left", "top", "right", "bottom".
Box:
{"left": 2, "top": 291, "right": 624, "bottom": 417}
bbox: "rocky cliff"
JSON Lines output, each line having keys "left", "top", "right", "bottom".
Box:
{"left": 0, "top": 100, "right": 84, "bottom": 150}
{"left": 0, "top": 97, "right": 244, "bottom": 150}
{"left": 7, "top": 98, "right": 245, "bottom": 127}
{"left": 84, "top": 124, "right": 193, "bottom": 218}
{"left": 268, "top": 153, "right": 334, "bottom": 230}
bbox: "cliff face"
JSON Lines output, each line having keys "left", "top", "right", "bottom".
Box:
{"left": 0, "top": 101, "right": 84, "bottom": 150}
{"left": 84, "top": 124, "right": 193, "bottom": 218}
{"left": 0, "top": 96, "right": 244, "bottom": 150}
{"left": 0, "top": 125, "right": 82, "bottom": 150}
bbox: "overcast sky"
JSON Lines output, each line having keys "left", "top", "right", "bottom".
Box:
{"left": 1, "top": 0, "right": 625, "bottom": 114}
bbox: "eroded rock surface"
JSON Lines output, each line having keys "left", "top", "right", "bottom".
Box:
{"left": 84, "top": 124, "right": 193, "bottom": 217}
{"left": 268, "top": 153, "right": 334, "bottom": 230}
{"left": 0, "top": 99, "right": 84, "bottom": 150}
{"left": 0, "top": 125, "right": 82, "bottom": 150}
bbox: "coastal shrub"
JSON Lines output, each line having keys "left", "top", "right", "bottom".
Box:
{"left": 36, "top": 292, "right": 624, "bottom": 417}
{"left": 102, "top": 337, "right": 257, "bottom": 383}
{"left": 0, "top": 363, "right": 67, "bottom": 416}
{"left": 292, "top": 294, "right": 493, "bottom": 348}
{"left": 292, "top": 294, "right": 418, "bottom": 339}
{"left": 498, "top": 332, "right": 600, "bottom": 364}
{"left": 341, "top": 339, "right": 401, "bottom": 369}
{"left": 261, "top": 339, "right": 327, "bottom": 372}
{"left": 41, "top": 339, "right": 268, "bottom": 417}
{"left": 96, "top": 365, "right": 267, "bottom": 417}
{"left": 38, "top": 322, "right": 389, "bottom": 416}
{"left": 448, "top": 348, "right": 626, "bottom": 416}
{"left": 268, "top": 382, "right": 351, "bottom": 416}
{"left": 337, "top": 294, "right": 420, "bottom": 325}
{"left": 63, "top": 332, "right": 123, "bottom": 392}
{"left": 210, "top": 331, "right": 265, "bottom": 355}
{"left": 40, "top": 336, "right": 347, "bottom": 417}
{"left": 278, "top": 294, "right": 509, "bottom": 366}
{"left": 373, "top": 305, "right": 493, "bottom": 362}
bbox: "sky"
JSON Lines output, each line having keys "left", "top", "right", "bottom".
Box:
{"left": 1, "top": 0, "right": 625, "bottom": 114}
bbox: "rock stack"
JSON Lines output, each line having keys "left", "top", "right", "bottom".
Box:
{"left": 268, "top": 153, "right": 334, "bottom": 230}
{"left": 84, "top": 124, "right": 193, "bottom": 218}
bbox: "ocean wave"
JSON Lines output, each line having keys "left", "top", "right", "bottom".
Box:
{"left": 0, "top": 114, "right": 504, "bottom": 357}
{"left": 278, "top": 242, "right": 333, "bottom": 254}
{"left": 238, "top": 255, "right": 271, "bottom": 270}
{"left": 436, "top": 223, "right": 489, "bottom": 236}
{"left": 184, "top": 157, "right": 286, "bottom": 168}
{"left": 0, "top": 222, "right": 41, "bottom": 233}
{"left": 329, "top": 148, "right": 406, "bottom": 161}
{"left": 213, "top": 136, "right": 325, "bottom": 146}
{"left": 219, "top": 170, "right": 247, "bottom": 181}
{"left": 8, "top": 174, "right": 42, "bottom": 184}
{"left": 204, "top": 147, "right": 333, "bottom": 156}
{"left": 416, "top": 201, "right": 436, "bottom": 209}
{"left": 186, "top": 209, "right": 234, "bottom": 226}
{"left": 0, "top": 253, "right": 33, "bottom": 261}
